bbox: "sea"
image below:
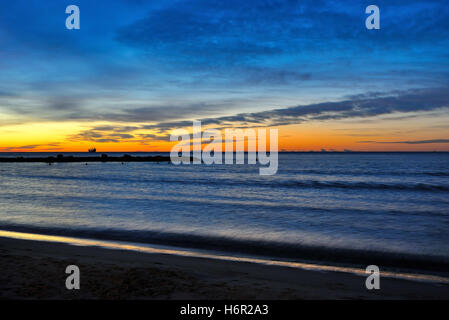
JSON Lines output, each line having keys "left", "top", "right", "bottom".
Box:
{"left": 0, "top": 152, "right": 448, "bottom": 274}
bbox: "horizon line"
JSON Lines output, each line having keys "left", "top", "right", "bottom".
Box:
{"left": 1, "top": 150, "right": 449, "bottom": 153}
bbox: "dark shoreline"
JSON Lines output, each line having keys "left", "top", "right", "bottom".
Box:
{"left": 1, "top": 224, "right": 448, "bottom": 277}
{"left": 1, "top": 152, "right": 448, "bottom": 157}
{"left": 0, "top": 154, "right": 171, "bottom": 163}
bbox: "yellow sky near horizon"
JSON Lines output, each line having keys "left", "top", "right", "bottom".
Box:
{"left": 1, "top": 110, "right": 448, "bottom": 152}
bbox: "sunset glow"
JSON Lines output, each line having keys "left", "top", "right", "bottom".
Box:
{"left": 0, "top": 0, "right": 448, "bottom": 152}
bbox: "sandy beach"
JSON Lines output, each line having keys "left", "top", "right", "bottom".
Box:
{"left": 0, "top": 236, "right": 448, "bottom": 300}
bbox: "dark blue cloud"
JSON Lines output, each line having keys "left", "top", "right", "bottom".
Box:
{"left": 116, "top": 0, "right": 449, "bottom": 65}
{"left": 59, "top": 87, "right": 449, "bottom": 134}
{"left": 0, "top": 0, "right": 448, "bottom": 126}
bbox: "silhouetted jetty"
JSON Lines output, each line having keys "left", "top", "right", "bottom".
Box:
{"left": 0, "top": 154, "right": 172, "bottom": 164}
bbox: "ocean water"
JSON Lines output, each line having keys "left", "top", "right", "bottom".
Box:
{"left": 1, "top": 152, "right": 448, "bottom": 271}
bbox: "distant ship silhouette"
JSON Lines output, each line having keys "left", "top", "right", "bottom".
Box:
{"left": 88, "top": 147, "right": 96, "bottom": 153}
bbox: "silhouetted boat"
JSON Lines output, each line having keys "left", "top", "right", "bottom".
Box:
{"left": 88, "top": 147, "right": 96, "bottom": 153}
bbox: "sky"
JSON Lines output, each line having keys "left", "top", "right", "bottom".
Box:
{"left": 0, "top": 0, "right": 448, "bottom": 152}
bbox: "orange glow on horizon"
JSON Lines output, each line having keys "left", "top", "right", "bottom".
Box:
{"left": 1, "top": 119, "right": 448, "bottom": 152}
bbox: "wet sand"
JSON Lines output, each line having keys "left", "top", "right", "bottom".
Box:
{"left": 0, "top": 236, "right": 448, "bottom": 300}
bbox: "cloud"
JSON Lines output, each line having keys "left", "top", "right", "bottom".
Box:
{"left": 62, "top": 86, "right": 449, "bottom": 144}
{"left": 0, "top": 142, "right": 62, "bottom": 151}
{"left": 91, "top": 125, "right": 140, "bottom": 132}
{"left": 138, "top": 87, "right": 449, "bottom": 132}
{"left": 359, "top": 139, "right": 449, "bottom": 144}
{"left": 115, "top": 0, "right": 449, "bottom": 74}
{"left": 239, "top": 68, "right": 312, "bottom": 86}
{"left": 4, "top": 145, "right": 40, "bottom": 150}
{"left": 0, "top": 90, "right": 17, "bottom": 97}
{"left": 4, "top": 85, "right": 448, "bottom": 147}
{"left": 137, "top": 133, "right": 171, "bottom": 142}
{"left": 1, "top": 0, "right": 449, "bottom": 143}
{"left": 69, "top": 129, "right": 135, "bottom": 143}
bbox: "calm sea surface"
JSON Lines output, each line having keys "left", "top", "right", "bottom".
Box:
{"left": 1, "top": 152, "right": 448, "bottom": 268}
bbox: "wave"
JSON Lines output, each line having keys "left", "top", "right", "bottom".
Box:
{"left": 8, "top": 172, "right": 449, "bottom": 192}
{"left": 275, "top": 179, "right": 449, "bottom": 192}
{"left": 1, "top": 224, "right": 448, "bottom": 275}
{"left": 282, "top": 169, "right": 449, "bottom": 177}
